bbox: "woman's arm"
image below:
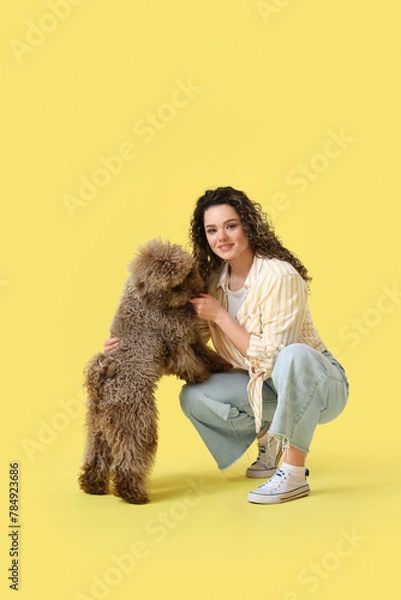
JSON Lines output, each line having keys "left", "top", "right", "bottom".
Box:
{"left": 190, "top": 293, "right": 251, "bottom": 356}
{"left": 191, "top": 272, "right": 308, "bottom": 377}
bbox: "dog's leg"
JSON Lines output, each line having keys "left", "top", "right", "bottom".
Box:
{"left": 78, "top": 404, "right": 111, "bottom": 495}
{"left": 193, "top": 342, "right": 233, "bottom": 374}
{"left": 166, "top": 343, "right": 212, "bottom": 383}
{"left": 112, "top": 461, "right": 153, "bottom": 505}
{"left": 105, "top": 401, "right": 158, "bottom": 505}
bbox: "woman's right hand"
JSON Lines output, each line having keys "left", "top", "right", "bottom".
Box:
{"left": 104, "top": 337, "right": 120, "bottom": 352}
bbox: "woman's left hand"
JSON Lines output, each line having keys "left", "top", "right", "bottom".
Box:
{"left": 190, "top": 293, "right": 225, "bottom": 323}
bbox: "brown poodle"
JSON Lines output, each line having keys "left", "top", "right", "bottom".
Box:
{"left": 78, "top": 239, "right": 231, "bottom": 504}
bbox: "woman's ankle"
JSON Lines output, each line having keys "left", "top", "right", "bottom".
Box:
{"left": 283, "top": 445, "right": 307, "bottom": 467}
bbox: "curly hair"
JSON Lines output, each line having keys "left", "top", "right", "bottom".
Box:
{"left": 190, "top": 186, "right": 311, "bottom": 286}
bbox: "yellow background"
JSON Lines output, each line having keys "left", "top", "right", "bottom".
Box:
{"left": 1, "top": 1, "right": 400, "bottom": 598}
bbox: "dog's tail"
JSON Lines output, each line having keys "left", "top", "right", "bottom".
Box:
{"left": 83, "top": 352, "right": 119, "bottom": 401}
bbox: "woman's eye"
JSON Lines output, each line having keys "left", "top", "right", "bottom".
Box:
{"left": 206, "top": 229, "right": 216, "bottom": 234}
{"left": 227, "top": 224, "right": 237, "bottom": 230}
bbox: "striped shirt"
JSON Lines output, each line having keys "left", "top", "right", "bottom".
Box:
{"left": 201, "top": 255, "right": 327, "bottom": 432}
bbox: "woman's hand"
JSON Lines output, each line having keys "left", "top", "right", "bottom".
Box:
{"left": 104, "top": 337, "right": 120, "bottom": 352}
{"left": 189, "top": 293, "right": 225, "bottom": 323}
{"left": 191, "top": 293, "right": 251, "bottom": 357}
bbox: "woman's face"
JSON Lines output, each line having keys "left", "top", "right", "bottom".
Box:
{"left": 204, "top": 204, "right": 251, "bottom": 262}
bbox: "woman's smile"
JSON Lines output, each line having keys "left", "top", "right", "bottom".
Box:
{"left": 218, "top": 243, "right": 234, "bottom": 252}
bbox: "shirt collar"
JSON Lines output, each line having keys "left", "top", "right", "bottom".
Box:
{"left": 215, "top": 254, "right": 264, "bottom": 292}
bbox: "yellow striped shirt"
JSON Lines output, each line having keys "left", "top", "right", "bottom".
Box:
{"left": 203, "top": 255, "right": 326, "bottom": 432}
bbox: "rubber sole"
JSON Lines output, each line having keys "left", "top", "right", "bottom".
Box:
{"left": 247, "top": 483, "right": 310, "bottom": 505}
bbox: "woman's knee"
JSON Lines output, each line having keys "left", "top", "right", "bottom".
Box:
{"left": 179, "top": 384, "right": 199, "bottom": 418}
{"left": 277, "top": 343, "right": 313, "bottom": 364}
{"left": 273, "top": 344, "right": 329, "bottom": 393}
{"left": 275, "top": 343, "right": 326, "bottom": 375}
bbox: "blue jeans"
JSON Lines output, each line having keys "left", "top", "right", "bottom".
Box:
{"left": 179, "top": 344, "right": 349, "bottom": 470}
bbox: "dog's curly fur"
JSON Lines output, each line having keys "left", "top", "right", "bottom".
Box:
{"left": 78, "top": 239, "right": 232, "bottom": 504}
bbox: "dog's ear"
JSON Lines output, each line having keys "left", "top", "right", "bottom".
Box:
{"left": 128, "top": 238, "right": 193, "bottom": 296}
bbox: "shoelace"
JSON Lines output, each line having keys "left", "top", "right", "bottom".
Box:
{"left": 249, "top": 444, "right": 266, "bottom": 467}
{"left": 269, "top": 468, "right": 287, "bottom": 488}
{"left": 258, "top": 467, "right": 310, "bottom": 492}
{"left": 254, "top": 441, "right": 280, "bottom": 463}
{"left": 257, "top": 445, "right": 266, "bottom": 458}
{"left": 257, "top": 468, "right": 289, "bottom": 491}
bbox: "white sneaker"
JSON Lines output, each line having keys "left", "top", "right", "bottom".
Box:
{"left": 247, "top": 467, "right": 310, "bottom": 504}
{"left": 246, "top": 429, "right": 283, "bottom": 479}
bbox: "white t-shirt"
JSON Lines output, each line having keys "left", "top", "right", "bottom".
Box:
{"left": 226, "top": 286, "right": 247, "bottom": 320}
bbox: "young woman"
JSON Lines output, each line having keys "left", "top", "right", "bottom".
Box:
{"left": 105, "top": 186, "right": 349, "bottom": 504}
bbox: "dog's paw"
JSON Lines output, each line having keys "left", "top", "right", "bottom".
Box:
{"left": 78, "top": 471, "right": 110, "bottom": 495}
{"left": 211, "top": 356, "right": 233, "bottom": 373}
{"left": 199, "top": 348, "right": 233, "bottom": 374}
{"left": 112, "top": 474, "right": 150, "bottom": 504}
{"left": 185, "top": 371, "right": 210, "bottom": 384}
{"left": 113, "top": 486, "right": 150, "bottom": 505}
{"left": 117, "top": 492, "right": 150, "bottom": 505}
